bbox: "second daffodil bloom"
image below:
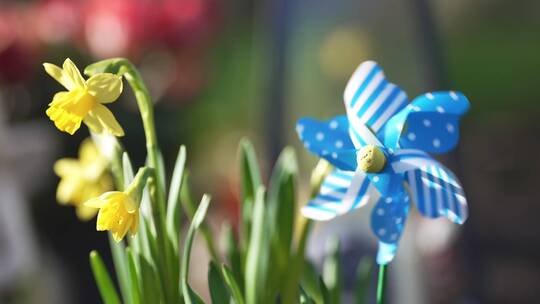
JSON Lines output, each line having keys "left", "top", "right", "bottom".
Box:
{"left": 44, "top": 58, "right": 124, "bottom": 136}
{"left": 85, "top": 167, "right": 151, "bottom": 242}
{"left": 54, "top": 138, "right": 113, "bottom": 220}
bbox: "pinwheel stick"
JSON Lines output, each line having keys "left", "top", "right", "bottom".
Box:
{"left": 377, "top": 264, "right": 388, "bottom": 304}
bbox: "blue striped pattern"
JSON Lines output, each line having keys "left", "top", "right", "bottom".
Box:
{"left": 301, "top": 169, "right": 379, "bottom": 221}
{"left": 405, "top": 165, "right": 467, "bottom": 224}
{"left": 344, "top": 61, "right": 408, "bottom": 136}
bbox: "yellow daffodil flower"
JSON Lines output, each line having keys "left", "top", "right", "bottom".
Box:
{"left": 85, "top": 192, "right": 139, "bottom": 242}
{"left": 54, "top": 138, "right": 113, "bottom": 220}
{"left": 85, "top": 167, "right": 150, "bottom": 241}
{"left": 44, "top": 58, "right": 125, "bottom": 136}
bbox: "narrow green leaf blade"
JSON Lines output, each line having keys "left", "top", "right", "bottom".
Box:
{"left": 89, "top": 250, "right": 121, "bottom": 304}
{"left": 108, "top": 234, "right": 131, "bottom": 304}
{"left": 322, "top": 237, "right": 341, "bottom": 304}
{"left": 167, "top": 145, "right": 186, "bottom": 249}
{"left": 238, "top": 139, "right": 262, "bottom": 203}
{"left": 223, "top": 223, "right": 244, "bottom": 291}
{"left": 222, "top": 264, "right": 245, "bottom": 304}
{"left": 244, "top": 187, "right": 268, "bottom": 304}
{"left": 208, "top": 261, "right": 230, "bottom": 304}
{"left": 181, "top": 195, "right": 211, "bottom": 304}
{"left": 126, "top": 248, "right": 141, "bottom": 304}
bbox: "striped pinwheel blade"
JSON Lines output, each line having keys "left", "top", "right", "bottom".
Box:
{"left": 390, "top": 149, "right": 467, "bottom": 223}
{"left": 370, "top": 190, "right": 410, "bottom": 264}
{"left": 343, "top": 61, "right": 408, "bottom": 143}
{"left": 384, "top": 91, "right": 470, "bottom": 152}
{"left": 301, "top": 168, "right": 380, "bottom": 221}
{"left": 296, "top": 116, "right": 357, "bottom": 171}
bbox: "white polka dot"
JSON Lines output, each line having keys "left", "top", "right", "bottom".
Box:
{"left": 335, "top": 140, "right": 343, "bottom": 148}
{"left": 390, "top": 233, "right": 398, "bottom": 241}
{"left": 316, "top": 132, "right": 324, "bottom": 141}
{"left": 372, "top": 176, "right": 380, "bottom": 183}
{"left": 304, "top": 142, "right": 310, "bottom": 148}
{"left": 322, "top": 150, "right": 329, "bottom": 155}
{"left": 385, "top": 197, "right": 393, "bottom": 203}
{"left": 395, "top": 218, "right": 402, "bottom": 224}
{"left": 433, "top": 138, "right": 441, "bottom": 148}
{"left": 378, "top": 228, "right": 386, "bottom": 236}
{"left": 296, "top": 124, "right": 304, "bottom": 133}
{"left": 377, "top": 208, "right": 385, "bottom": 216}
{"left": 446, "top": 123, "right": 455, "bottom": 133}
{"left": 426, "top": 93, "right": 434, "bottom": 100}
{"left": 436, "top": 106, "right": 445, "bottom": 113}
{"left": 423, "top": 119, "right": 431, "bottom": 127}
{"left": 329, "top": 121, "right": 338, "bottom": 129}
{"left": 407, "top": 133, "right": 416, "bottom": 141}
{"left": 449, "top": 91, "right": 458, "bottom": 101}
{"left": 331, "top": 152, "right": 338, "bottom": 159}
{"left": 405, "top": 196, "right": 410, "bottom": 202}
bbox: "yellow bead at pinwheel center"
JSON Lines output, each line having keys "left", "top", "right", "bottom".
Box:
{"left": 358, "top": 145, "right": 387, "bottom": 173}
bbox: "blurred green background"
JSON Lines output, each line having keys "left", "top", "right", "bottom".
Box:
{"left": 1, "top": 0, "right": 539, "bottom": 303}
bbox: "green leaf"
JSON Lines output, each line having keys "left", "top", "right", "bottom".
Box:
{"left": 221, "top": 265, "right": 245, "bottom": 304}
{"left": 301, "top": 260, "right": 323, "bottom": 303}
{"left": 318, "top": 277, "right": 330, "bottom": 304}
{"left": 122, "top": 152, "right": 135, "bottom": 188}
{"left": 89, "top": 250, "right": 121, "bottom": 304}
{"left": 167, "top": 145, "right": 186, "bottom": 250}
{"left": 139, "top": 255, "right": 162, "bottom": 303}
{"left": 354, "top": 257, "right": 374, "bottom": 304}
{"left": 238, "top": 139, "right": 262, "bottom": 250}
{"left": 208, "top": 261, "right": 230, "bottom": 303}
{"left": 266, "top": 147, "right": 297, "bottom": 290}
{"left": 157, "top": 149, "right": 167, "bottom": 194}
{"left": 244, "top": 187, "right": 269, "bottom": 304}
{"left": 238, "top": 139, "right": 262, "bottom": 203}
{"left": 322, "top": 237, "right": 341, "bottom": 304}
{"left": 108, "top": 234, "right": 131, "bottom": 304}
{"left": 299, "top": 286, "right": 315, "bottom": 304}
{"left": 223, "top": 223, "right": 244, "bottom": 291}
{"left": 181, "top": 194, "right": 212, "bottom": 304}
{"left": 126, "top": 248, "right": 142, "bottom": 304}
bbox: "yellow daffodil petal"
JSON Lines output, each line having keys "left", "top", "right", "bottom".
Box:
{"left": 56, "top": 178, "right": 82, "bottom": 205}
{"left": 130, "top": 211, "right": 139, "bottom": 235}
{"left": 53, "top": 159, "right": 80, "bottom": 176}
{"left": 62, "top": 58, "right": 86, "bottom": 89}
{"left": 43, "top": 63, "right": 76, "bottom": 91}
{"left": 76, "top": 205, "right": 99, "bottom": 221}
{"left": 84, "top": 196, "right": 107, "bottom": 209}
{"left": 83, "top": 111, "right": 104, "bottom": 134}
{"left": 87, "top": 104, "right": 125, "bottom": 137}
{"left": 86, "top": 73, "right": 123, "bottom": 104}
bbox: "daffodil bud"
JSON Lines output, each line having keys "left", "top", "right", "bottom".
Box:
{"left": 310, "top": 159, "right": 333, "bottom": 197}
{"left": 125, "top": 167, "right": 152, "bottom": 205}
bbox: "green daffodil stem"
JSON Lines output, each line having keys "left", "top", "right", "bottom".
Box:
{"left": 86, "top": 58, "right": 174, "bottom": 302}
{"left": 376, "top": 264, "right": 388, "bottom": 304}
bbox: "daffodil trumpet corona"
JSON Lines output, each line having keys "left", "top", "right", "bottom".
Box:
{"left": 44, "top": 58, "right": 124, "bottom": 136}
{"left": 85, "top": 167, "right": 151, "bottom": 242}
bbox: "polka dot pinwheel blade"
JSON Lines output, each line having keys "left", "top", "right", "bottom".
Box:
{"left": 302, "top": 169, "right": 380, "bottom": 220}
{"left": 343, "top": 61, "right": 409, "bottom": 138}
{"left": 404, "top": 165, "right": 468, "bottom": 224}
{"left": 370, "top": 191, "right": 410, "bottom": 265}
{"left": 384, "top": 91, "right": 470, "bottom": 152}
{"left": 296, "top": 116, "right": 357, "bottom": 171}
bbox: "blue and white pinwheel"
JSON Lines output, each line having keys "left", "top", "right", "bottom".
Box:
{"left": 296, "top": 61, "right": 469, "bottom": 264}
